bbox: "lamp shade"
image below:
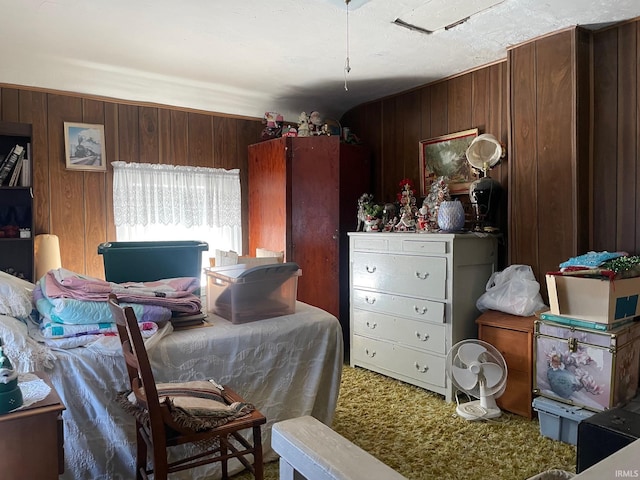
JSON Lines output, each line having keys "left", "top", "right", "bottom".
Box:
{"left": 466, "top": 134, "right": 503, "bottom": 172}
{"left": 34, "top": 234, "right": 62, "bottom": 281}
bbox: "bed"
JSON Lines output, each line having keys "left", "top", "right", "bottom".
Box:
{"left": 0, "top": 271, "right": 343, "bottom": 480}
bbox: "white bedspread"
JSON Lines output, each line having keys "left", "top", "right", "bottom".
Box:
{"left": 40, "top": 302, "right": 343, "bottom": 480}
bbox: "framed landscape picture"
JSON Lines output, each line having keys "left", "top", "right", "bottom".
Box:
{"left": 419, "top": 128, "right": 478, "bottom": 196}
{"left": 64, "top": 122, "right": 106, "bottom": 172}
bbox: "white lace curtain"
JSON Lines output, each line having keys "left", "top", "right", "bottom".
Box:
{"left": 112, "top": 161, "right": 242, "bottom": 255}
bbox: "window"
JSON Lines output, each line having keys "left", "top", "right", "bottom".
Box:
{"left": 112, "top": 161, "right": 241, "bottom": 281}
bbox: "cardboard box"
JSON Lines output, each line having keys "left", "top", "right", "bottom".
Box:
{"left": 205, "top": 262, "right": 300, "bottom": 324}
{"left": 546, "top": 274, "right": 640, "bottom": 324}
{"left": 533, "top": 396, "right": 595, "bottom": 445}
{"left": 98, "top": 241, "right": 208, "bottom": 283}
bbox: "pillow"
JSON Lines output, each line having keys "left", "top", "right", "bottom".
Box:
{"left": 0, "top": 314, "right": 56, "bottom": 372}
{"left": 117, "top": 380, "right": 255, "bottom": 432}
{"left": 0, "top": 271, "right": 34, "bottom": 319}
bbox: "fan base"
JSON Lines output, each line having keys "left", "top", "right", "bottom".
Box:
{"left": 456, "top": 401, "right": 502, "bottom": 421}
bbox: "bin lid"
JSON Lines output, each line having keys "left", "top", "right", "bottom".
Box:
{"left": 533, "top": 396, "right": 595, "bottom": 420}
{"left": 207, "top": 262, "right": 300, "bottom": 282}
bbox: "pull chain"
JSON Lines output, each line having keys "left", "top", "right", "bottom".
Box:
{"left": 344, "top": 0, "right": 351, "bottom": 91}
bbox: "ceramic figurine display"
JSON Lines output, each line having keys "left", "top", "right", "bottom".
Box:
{"left": 419, "top": 176, "right": 451, "bottom": 232}
{"left": 261, "top": 111, "right": 284, "bottom": 141}
{"left": 309, "top": 111, "right": 323, "bottom": 135}
{"left": 297, "top": 112, "right": 311, "bottom": 137}
{"left": 394, "top": 178, "right": 418, "bottom": 232}
{"left": 356, "top": 193, "right": 374, "bottom": 231}
{"left": 0, "top": 337, "right": 23, "bottom": 413}
{"left": 382, "top": 203, "right": 397, "bottom": 232}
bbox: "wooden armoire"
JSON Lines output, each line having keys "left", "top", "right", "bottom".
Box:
{"left": 248, "top": 135, "right": 371, "bottom": 350}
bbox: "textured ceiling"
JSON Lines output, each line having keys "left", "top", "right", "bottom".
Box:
{"left": 0, "top": 0, "right": 639, "bottom": 121}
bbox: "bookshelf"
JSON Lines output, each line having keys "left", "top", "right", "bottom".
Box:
{"left": 0, "top": 121, "right": 34, "bottom": 282}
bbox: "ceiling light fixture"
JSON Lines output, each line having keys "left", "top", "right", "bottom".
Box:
{"left": 344, "top": 0, "right": 351, "bottom": 91}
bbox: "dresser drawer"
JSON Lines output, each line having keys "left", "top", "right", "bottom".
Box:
{"left": 352, "top": 288, "right": 445, "bottom": 324}
{"left": 352, "top": 335, "right": 447, "bottom": 387}
{"left": 351, "top": 235, "right": 448, "bottom": 255}
{"left": 353, "top": 309, "right": 447, "bottom": 354}
{"left": 480, "top": 324, "right": 530, "bottom": 372}
{"left": 351, "top": 251, "right": 447, "bottom": 299}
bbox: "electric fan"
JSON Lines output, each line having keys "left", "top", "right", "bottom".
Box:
{"left": 445, "top": 339, "right": 508, "bottom": 421}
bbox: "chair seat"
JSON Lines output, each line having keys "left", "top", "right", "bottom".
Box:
{"left": 108, "top": 293, "right": 266, "bottom": 480}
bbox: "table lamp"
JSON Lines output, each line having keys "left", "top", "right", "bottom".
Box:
{"left": 465, "top": 134, "right": 504, "bottom": 232}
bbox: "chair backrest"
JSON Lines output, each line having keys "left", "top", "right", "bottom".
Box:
{"left": 107, "top": 294, "right": 165, "bottom": 431}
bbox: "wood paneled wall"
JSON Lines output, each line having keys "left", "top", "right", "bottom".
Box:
{"left": 342, "top": 17, "right": 640, "bottom": 280}
{"left": 591, "top": 19, "right": 640, "bottom": 254}
{"left": 0, "top": 86, "right": 262, "bottom": 279}
{"left": 508, "top": 27, "right": 591, "bottom": 294}
{"left": 341, "top": 62, "right": 509, "bottom": 264}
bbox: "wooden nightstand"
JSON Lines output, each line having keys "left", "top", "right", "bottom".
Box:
{"left": 0, "top": 372, "right": 65, "bottom": 479}
{"left": 476, "top": 310, "right": 536, "bottom": 419}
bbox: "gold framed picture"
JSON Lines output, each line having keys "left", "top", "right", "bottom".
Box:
{"left": 64, "top": 122, "right": 106, "bottom": 172}
{"left": 419, "top": 128, "right": 478, "bottom": 196}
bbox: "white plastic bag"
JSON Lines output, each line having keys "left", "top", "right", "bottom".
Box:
{"left": 476, "top": 264, "right": 547, "bottom": 317}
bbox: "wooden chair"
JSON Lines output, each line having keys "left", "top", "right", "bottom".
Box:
{"left": 107, "top": 293, "right": 266, "bottom": 480}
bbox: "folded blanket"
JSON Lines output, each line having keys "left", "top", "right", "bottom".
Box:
{"left": 43, "top": 268, "right": 201, "bottom": 313}
{"left": 34, "top": 283, "right": 172, "bottom": 325}
{"left": 39, "top": 320, "right": 159, "bottom": 339}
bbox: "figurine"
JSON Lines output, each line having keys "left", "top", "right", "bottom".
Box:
{"left": 309, "top": 111, "right": 323, "bottom": 135}
{"left": 394, "top": 178, "right": 418, "bottom": 232}
{"left": 356, "top": 193, "right": 374, "bottom": 231}
{"left": 297, "top": 112, "right": 311, "bottom": 137}
{"left": 0, "top": 337, "right": 23, "bottom": 413}
{"left": 420, "top": 176, "right": 451, "bottom": 231}
{"left": 261, "top": 111, "right": 283, "bottom": 141}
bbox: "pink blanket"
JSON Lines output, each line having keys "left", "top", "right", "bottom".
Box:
{"left": 44, "top": 268, "right": 202, "bottom": 313}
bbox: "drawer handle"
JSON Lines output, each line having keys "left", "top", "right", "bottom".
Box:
{"left": 415, "top": 332, "right": 430, "bottom": 342}
{"left": 366, "top": 265, "right": 377, "bottom": 273}
{"left": 414, "top": 362, "right": 429, "bottom": 373}
{"left": 366, "top": 321, "right": 377, "bottom": 329}
{"left": 364, "top": 296, "right": 376, "bottom": 305}
{"left": 413, "top": 305, "right": 427, "bottom": 315}
{"left": 415, "top": 271, "right": 430, "bottom": 280}
{"left": 365, "top": 348, "right": 376, "bottom": 358}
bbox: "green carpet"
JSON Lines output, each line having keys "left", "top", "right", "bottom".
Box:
{"left": 234, "top": 365, "right": 576, "bottom": 480}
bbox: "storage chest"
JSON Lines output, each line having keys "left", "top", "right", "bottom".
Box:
{"left": 534, "top": 319, "right": 640, "bottom": 411}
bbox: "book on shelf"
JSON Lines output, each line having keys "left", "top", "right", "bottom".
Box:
{"left": 19, "top": 156, "right": 30, "bottom": 187}
{"left": 19, "top": 143, "right": 31, "bottom": 187}
{"left": 8, "top": 156, "right": 22, "bottom": 186}
{"left": 0, "top": 144, "right": 24, "bottom": 185}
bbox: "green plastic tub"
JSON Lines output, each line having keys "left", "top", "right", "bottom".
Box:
{"left": 97, "top": 241, "right": 208, "bottom": 283}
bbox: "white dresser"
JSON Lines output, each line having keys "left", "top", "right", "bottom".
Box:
{"left": 348, "top": 232, "right": 497, "bottom": 401}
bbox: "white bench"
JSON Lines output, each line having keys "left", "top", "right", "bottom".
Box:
{"left": 271, "top": 416, "right": 408, "bottom": 480}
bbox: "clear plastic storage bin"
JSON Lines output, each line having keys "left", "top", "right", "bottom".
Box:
{"left": 205, "top": 262, "right": 301, "bottom": 323}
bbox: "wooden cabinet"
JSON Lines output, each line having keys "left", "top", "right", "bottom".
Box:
{"left": 0, "top": 372, "right": 65, "bottom": 479}
{"left": 476, "top": 309, "right": 536, "bottom": 418}
{"left": 508, "top": 27, "right": 591, "bottom": 297}
{"left": 348, "top": 232, "right": 497, "bottom": 401}
{"left": 0, "top": 121, "right": 34, "bottom": 282}
{"left": 248, "top": 136, "right": 371, "bottom": 350}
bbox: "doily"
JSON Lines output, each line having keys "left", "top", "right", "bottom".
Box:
{"left": 10, "top": 372, "right": 52, "bottom": 411}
